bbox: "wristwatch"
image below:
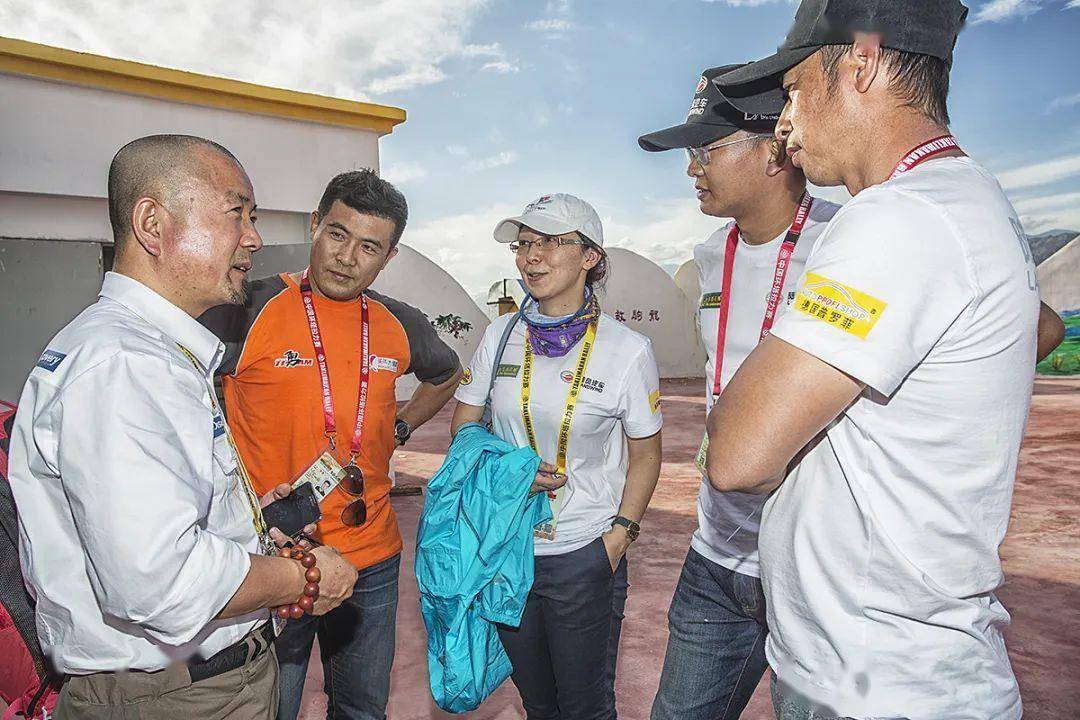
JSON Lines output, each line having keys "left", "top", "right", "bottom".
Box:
{"left": 394, "top": 418, "right": 412, "bottom": 446}
{"left": 612, "top": 516, "right": 640, "bottom": 542}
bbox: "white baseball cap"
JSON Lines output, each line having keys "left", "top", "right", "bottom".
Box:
{"left": 494, "top": 193, "right": 605, "bottom": 247}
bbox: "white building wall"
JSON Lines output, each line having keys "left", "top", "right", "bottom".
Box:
{"left": 0, "top": 72, "right": 381, "bottom": 220}
{"left": 1037, "top": 238, "right": 1080, "bottom": 313}
{"left": 601, "top": 248, "right": 705, "bottom": 378}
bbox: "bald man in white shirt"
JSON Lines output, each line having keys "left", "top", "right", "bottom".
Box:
{"left": 8, "top": 135, "right": 358, "bottom": 719}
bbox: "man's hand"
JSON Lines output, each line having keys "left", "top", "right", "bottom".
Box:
{"left": 531, "top": 462, "right": 567, "bottom": 496}
{"left": 260, "top": 482, "right": 318, "bottom": 544}
{"left": 309, "top": 546, "right": 358, "bottom": 615}
{"left": 601, "top": 527, "right": 632, "bottom": 572}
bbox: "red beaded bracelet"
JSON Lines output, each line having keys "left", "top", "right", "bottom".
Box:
{"left": 275, "top": 546, "right": 320, "bottom": 619}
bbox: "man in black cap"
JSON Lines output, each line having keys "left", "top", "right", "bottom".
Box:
{"left": 639, "top": 66, "right": 841, "bottom": 720}
{"left": 705, "top": 1, "right": 1041, "bottom": 718}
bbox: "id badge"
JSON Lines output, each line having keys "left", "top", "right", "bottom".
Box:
{"left": 292, "top": 449, "right": 346, "bottom": 504}
{"left": 534, "top": 483, "right": 571, "bottom": 541}
{"left": 695, "top": 433, "right": 709, "bottom": 477}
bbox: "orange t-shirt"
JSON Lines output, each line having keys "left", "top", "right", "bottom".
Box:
{"left": 202, "top": 273, "right": 459, "bottom": 569}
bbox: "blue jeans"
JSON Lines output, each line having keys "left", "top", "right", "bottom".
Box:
{"left": 497, "top": 537, "right": 629, "bottom": 720}
{"left": 276, "top": 553, "right": 400, "bottom": 720}
{"left": 650, "top": 547, "right": 769, "bottom": 720}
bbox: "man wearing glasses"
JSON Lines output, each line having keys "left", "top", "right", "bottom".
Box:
{"left": 639, "top": 65, "right": 840, "bottom": 720}
{"left": 201, "top": 170, "right": 462, "bottom": 720}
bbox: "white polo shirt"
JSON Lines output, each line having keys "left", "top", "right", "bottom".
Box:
{"left": 9, "top": 272, "right": 264, "bottom": 675}
{"left": 456, "top": 311, "right": 662, "bottom": 556}
{"left": 762, "top": 157, "right": 1036, "bottom": 719}
{"left": 692, "top": 198, "right": 839, "bottom": 578}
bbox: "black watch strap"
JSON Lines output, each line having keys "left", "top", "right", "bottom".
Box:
{"left": 612, "top": 516, "right": 640, "bottom": 541}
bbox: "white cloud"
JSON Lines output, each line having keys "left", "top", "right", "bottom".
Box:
{"left": 446, "top": 145, "right": 469, "bottom": 157}
{"left": 1048, "top": 92, "right": 1080, "bottom": 112}
{"left": 996, "top": 153, "right": 1080, "bottom": 190}
{"left": 0, "top": 0, "right": 503, "bottom": 99}
{"left": 380, "top": 161, "right": 428, "bottom": 185}
{"left": 402, "top": 203, "right": 522, "bottom": 296}
{"left": 1012, "top": 191, "right": 1080, "bottom": 233}
{"left": 481, "top": 60, "right": 520, "bottom": 74}
{"left": 464, "top": 151, "right": 519, "bottom": 172}
{"left": 603, "top": 198, "right": 728, "bottom": 269}
{"left": 971, "top": 0, "right": 1043, "bottom": 23}
{"left": 1066, "top": 0, "right": 1080, "bottom": 8}
{"left": 524, "top": 19, "right": 575, "bottom": 31}
{"left": 701, "top": 0, "right": 795, "bottom": 5}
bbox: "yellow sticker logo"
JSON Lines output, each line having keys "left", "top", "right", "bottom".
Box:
{"left": 793, "top": 272, "right": 886, "bottom": 340}
{"left": 460, "top": 368, "right": 473, "bottom": 386}
{"left": 649, "top": 389, "right": 661, "bottom": 413}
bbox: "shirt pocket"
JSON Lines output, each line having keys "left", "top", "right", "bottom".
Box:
{"left": 211, "top": 435, "right": 240, "bottom": 496}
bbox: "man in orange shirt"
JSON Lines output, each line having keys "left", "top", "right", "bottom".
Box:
{"left": 202, "top": 170, "right": 462, "bottom": 720}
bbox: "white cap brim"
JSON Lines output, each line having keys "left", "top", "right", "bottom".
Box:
{"left": 493, "top": 215, "right": 581, "bottom": 243}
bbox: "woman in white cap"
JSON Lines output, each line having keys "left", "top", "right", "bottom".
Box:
{"left": 451, "top": 193, "right": 664, "bottom": 719}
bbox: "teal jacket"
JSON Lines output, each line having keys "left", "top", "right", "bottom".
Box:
{"left": 415, "top": 422, "right": 550, "bottom": 713}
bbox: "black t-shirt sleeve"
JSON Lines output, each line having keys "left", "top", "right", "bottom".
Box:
{"left": 369, "top": 290, "right": 461, "bottom": 385}
{"left": 198, "top": 275, "right": 287, "bottom": 376}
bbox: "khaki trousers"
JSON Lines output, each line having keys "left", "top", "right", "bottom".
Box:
{"left": 54, "top": 628, "right": 278, "bottom": 720}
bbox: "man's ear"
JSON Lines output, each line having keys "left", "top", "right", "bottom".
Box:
{"left": 850, "top": 33, "right": 883, "bottom": 95}
{"left": 130, "top": 197, "right": 166, "bottom": 257}
{"left": 766, "top": 138, "right": 793, "bottom": 177}
{"left": 309, "top": 211, "right": 320, "bottom": 239}
{"left": 381, "top": 244, "right": 399, "bottom": 271}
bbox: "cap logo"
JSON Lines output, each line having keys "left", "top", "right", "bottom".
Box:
{"left": 688, "top": 97, "right": 708, "bottom": 117}
{"left": 744, "top": 112, "right": 780, "bottom": 121}
{"left": 696, "top": 76, "right": 708, "bottom": 94}
{"left": 526, "top": 195, "right": 553, "bottom": 212}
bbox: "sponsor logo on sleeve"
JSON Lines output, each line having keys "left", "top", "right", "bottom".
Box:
{"left": 273, "top": 349, "right": 314, "bottom": 368}
{"left": 35, "top": 350, "right": 67, "bottom": 372}
{"left": 370, "top": 355, "right": 400, "bottom": 373}
{"left": 496, "top": 364, "right": 521, "bottom": 378}
{"left": 649, "top": 389, "right": 661, "bottom": 413}
{"left": 460, "top": 368, "right": 473, "bottom": 385}
{"left": 793, "top": 273, "right": 886, "bottom": 339}
{"left": 699, "top": 292, "right": 723, "bottom": 310}
{"left": 560, "top": 370, "right": 575, "bottom": 383}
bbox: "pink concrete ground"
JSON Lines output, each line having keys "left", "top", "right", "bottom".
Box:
{"left": 299, "top": 378, "right": 1080, "bottom": 720}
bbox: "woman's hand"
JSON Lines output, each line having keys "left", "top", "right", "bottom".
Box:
{"left": 531, "top": 462, "right": 567, "bottom": 496}
{"left": 601, "top": 527, "right": 632, "bottom": 572}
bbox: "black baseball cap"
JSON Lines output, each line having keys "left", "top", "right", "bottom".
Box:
{"left": 714, "top": 0, "right": 969, "bottom": 99}
{"left": 638, "top": 64, "right": 786, "bottom": 152}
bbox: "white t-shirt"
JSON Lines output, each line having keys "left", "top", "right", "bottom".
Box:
{"left": 692, "top": 198, "right": 840, "bottom": 578}
{"left": 762, "top": 157, "right": 1037, "bottom": 719}
{"left": 455, "top": 311, "right": 663, "bottom": 556}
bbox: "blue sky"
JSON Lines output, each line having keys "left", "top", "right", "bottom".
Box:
{"left": 3, "top": 0, "right": 1078, "bottom": 298}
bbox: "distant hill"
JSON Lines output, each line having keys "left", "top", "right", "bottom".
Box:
{"left": 1028, "top": 229, "right": 1079, "bottom": 266}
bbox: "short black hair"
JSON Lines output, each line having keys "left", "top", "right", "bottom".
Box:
{"left": 315, "top": 169, "right": 409, "bottom": 246}
{"left": 107, "top": 134, "right": 241, "bottom": 245}
{"left": 819, "top": 45, "right": 951, "bottom": 127}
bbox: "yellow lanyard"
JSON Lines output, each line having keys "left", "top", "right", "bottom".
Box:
{"left": 520, "top": 320, "right": 599, "bottom": 474}
{"left": 177, "top": 344, "right": 268, "bottom": 537}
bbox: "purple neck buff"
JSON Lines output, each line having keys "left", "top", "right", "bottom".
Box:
{"left": 523, "top": 291, "right": 601, "bottom": 358}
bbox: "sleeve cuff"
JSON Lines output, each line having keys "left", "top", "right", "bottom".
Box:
{"left": 624, "top": 415, "right": 663, "bottom": 440}
{"left": 454, "top": 385, "right": 488, "bottom": 407}
{"left": 138, "top": 533, "right": 252, "bottom": 645}
{"left": 769, "top": 324, "right": 904, "bottom": 397}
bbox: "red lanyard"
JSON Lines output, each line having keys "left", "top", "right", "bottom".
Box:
{"left": 889, "top": 134, "right": 960, "bottom": 179}
{"left": 299, "top": 269, "right": 370, "bottom": 461}
{"left": 712, "top": 192, "right": 813, "bottom": 398}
